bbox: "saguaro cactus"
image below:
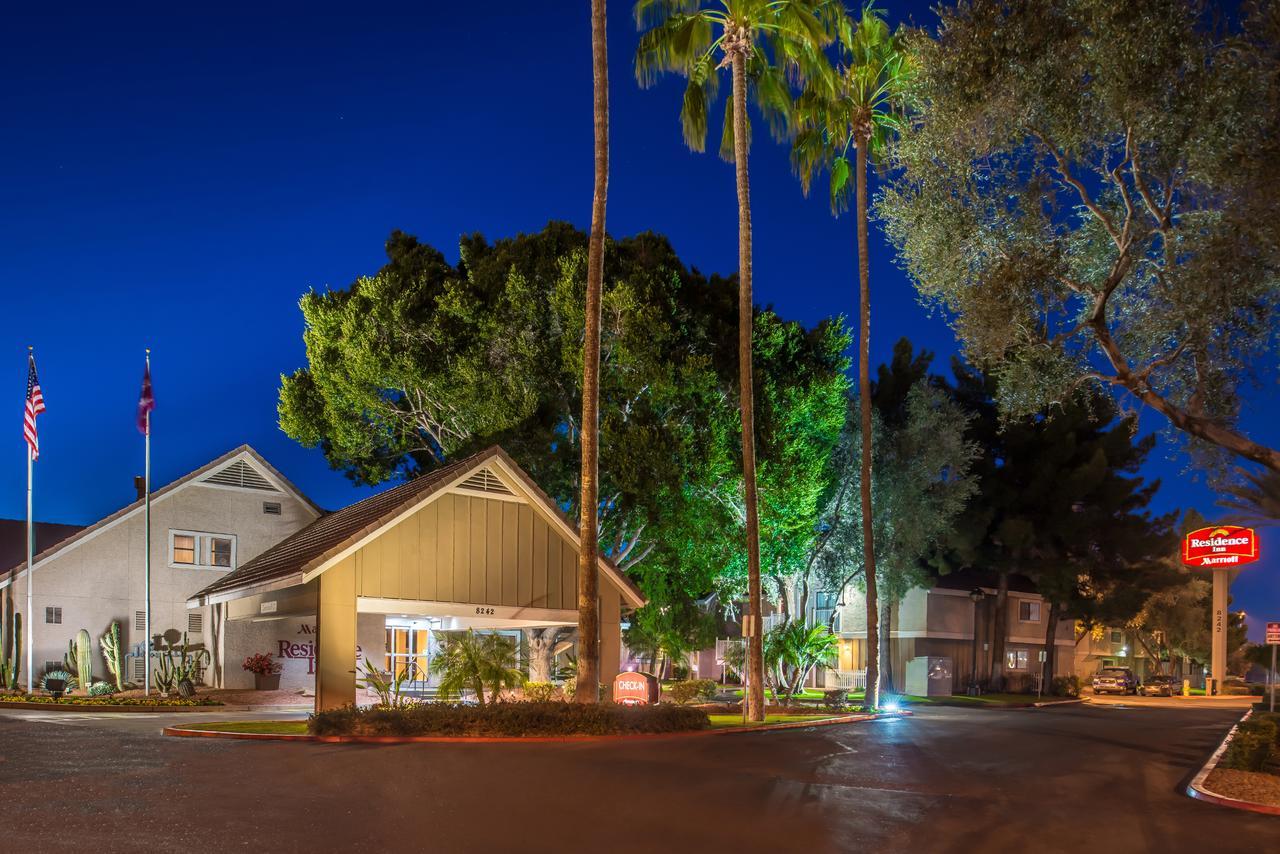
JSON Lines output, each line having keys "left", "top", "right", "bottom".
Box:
{"left": 73, "top": 629, "right": 93, "bottom": 692}
{"left": 100, "top": 621, "right": 124, "bottom": 691}
{"left": 1, "top": 611, "right": 19, "bottom": 690}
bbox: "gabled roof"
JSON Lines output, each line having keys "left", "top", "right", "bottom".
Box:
{"left": 1, "top": 445, "right": 320, "bottom": 585}
{"left": 189, "top": 446, "right": 646, "bottom": 609}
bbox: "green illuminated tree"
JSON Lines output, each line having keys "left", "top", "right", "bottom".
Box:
{"left": 791, "top": 3, "right": 913, "bottom": 708}
{"left": 634, "top": 0, "right": 838, "bottom": 722}
{"left": 879, "top": 0, "right": 1280, "bottom": 473}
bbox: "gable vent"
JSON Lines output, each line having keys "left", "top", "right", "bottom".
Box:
{"left": 457, "top": 467, "right": 514, "bottom": 496}
{"left": 203, "top": 460, "right": 276, "bottom": 492}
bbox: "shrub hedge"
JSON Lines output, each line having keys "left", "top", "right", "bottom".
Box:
{"left": 1221, "top": 713, "right": 1279, "bottom": 773}
{"left": 309, "top": 701, "right": 711, "bottom": 737}
{"left": 664, "top": 679, "right": 717, "bottom": 705}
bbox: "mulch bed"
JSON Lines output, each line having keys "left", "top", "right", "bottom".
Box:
{"left": 1204, "top": 768, "right": 1280, "bottom": 807}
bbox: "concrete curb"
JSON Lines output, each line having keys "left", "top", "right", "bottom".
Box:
{"left": 0, "top": 700, "right": 225, "bottom": 713}
{"left": 1186, "top": 708, "right": 1280, "bottom": 817}
{"left": 163, "top": 710, "right": 911, "bottom": 744}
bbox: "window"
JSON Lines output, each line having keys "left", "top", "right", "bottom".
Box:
{"left": 1005, "top": 649, "right": 1030, "bottom": 671}
{"left": 44, "top": 606, "right": 62, "bottom": 624}
{"left": 169, "top": 531, "right": 237, "bottom": 570}
{"left": 1110, "top": 630, "right": 1124, "bottom": 644}
{"left": 262, "top": 501, "right": 282, "bottom": 515}
{"left": 187, "top": 612, "right": 204, "bottom": 635}
{"left": 172, "top": 534, "right": 197, "bottom": 565}
{"left": 1018, "top": 600, "right": 1041, "bottom": 622}
{"left": 44, "top": 660, "right": 61, "bottom": 675}
{"left": 135, "top": 610, "right": 147, "bottom": 631}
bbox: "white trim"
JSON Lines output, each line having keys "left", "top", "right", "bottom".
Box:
{"left": 838, "top": 629, "right": 1076, "bottom": 647}
{"left": 300, "top": 452, "right": 645, "bottom": 609}
{"left": 0, "top": 447, "right": 318, "bottom": 591}
{"left": 193, "top": 480, "right": 284, "bottom": 496}
{"left": 357, "top": 597, "right": 578, "bottom": 624}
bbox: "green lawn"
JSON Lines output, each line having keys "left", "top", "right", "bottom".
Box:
{"left": 181, "top": 720, "right": 308, "bottom": 735}
{"left": 707, "top": 713, "right": 840, "bottom": 729}
{"left": 730, "top": 688, "right": 828, "bottom": 701}
{"left": 846, "top": 691, "right": 1057, "bottom": 708}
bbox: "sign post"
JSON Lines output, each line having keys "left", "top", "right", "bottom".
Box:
{"left": 1182, "top": 526, "right": 1260, "bottom": 695}
{"left": 1267, "top": 622, "right": 1279, "bottom": 714}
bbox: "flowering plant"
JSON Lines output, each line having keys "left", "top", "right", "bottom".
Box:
{"left": 242, "top": 653, "right": 280, "bottom": 676}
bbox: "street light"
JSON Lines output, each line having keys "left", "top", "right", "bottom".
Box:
{"left": 968, "top": 588, "right": 985, "bottom": 697}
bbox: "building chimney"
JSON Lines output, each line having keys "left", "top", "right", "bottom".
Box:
{"left": 134, "top": 476, "right": 146, "bottom": 501}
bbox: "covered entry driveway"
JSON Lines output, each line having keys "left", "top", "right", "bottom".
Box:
{"left": 190, "top": 446, "right": 645, "bottom": 709}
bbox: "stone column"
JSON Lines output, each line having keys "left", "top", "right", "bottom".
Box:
{"left": 316, "top": 559, "right": 357, "bottom": 712}
{"left": 599, "top": 584, "right": 621, "bottom": 690}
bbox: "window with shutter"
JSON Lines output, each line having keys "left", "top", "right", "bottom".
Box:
{"left": 44, "top": 606, "right": 62, "bottom": 624}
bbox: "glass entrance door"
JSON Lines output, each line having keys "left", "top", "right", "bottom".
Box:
{"left": 385, "top": 626, "right": 429, "bottom": 685}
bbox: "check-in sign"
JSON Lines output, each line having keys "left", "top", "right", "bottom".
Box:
{"left": 1267, "top": 622, "right": 1280, "bottom": 645}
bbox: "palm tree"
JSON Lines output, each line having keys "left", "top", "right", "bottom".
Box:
{"left": 635, "top": 0, "right": 837, "bottom": 722}
{"left": 790, "top": 4, "right": 911, "bottom": 708}
{"left": 1219, "top": 468, "right": 1280, "bottom": 526}
{"left": 576, "top": 0, "right": 612, "bottom": 704}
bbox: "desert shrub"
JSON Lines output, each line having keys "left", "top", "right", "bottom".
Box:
{"left": 665, "top": 679, "right": 716, "bottom": 705}
{"left": 1050, "top": 675, "right": 1080, "bottom": 698}
{"left": 522, "top": 682, "right": 562, "bottom": 703}
{"left": 821, "top": 688, "right": 849, "bottom": 709}
{"left": 1222, "top": 715, "right": 1279, "bottom": 772}
{"left": 87, "top": 681, "right": 116, "bottom": 697}
{"left": 0, "top": 694, "right": 219, "bottom": 707}
{"left": 308, "top": 702, "right": 710, "bottom": 737}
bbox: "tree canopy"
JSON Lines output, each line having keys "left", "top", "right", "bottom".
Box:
{"left": 278, "top": 222, "right": 850, "bottom": 606}
{"left": 879, "top": 0, "right": 1280, "bottom": 472}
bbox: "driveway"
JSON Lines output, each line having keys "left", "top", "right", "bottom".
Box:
{"left": 0, "top": 703, "right": 1273, "bottom": 853}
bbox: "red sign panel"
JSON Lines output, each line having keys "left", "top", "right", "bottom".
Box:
{"left": 1267, "top": 622, "right": 1280, "bottom": 646}
{"left": 612, "top": 671, "right": 658, "bottom": 706}
{"left": 1182, "top": 526, "right": 1259, "bottom": 568}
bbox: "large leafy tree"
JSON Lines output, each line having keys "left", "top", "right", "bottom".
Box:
{"left": 577, "top": 0, "right": 612, "bottom": 704}
{"left": 634, "top": 0, "right": 837, "bottom": 721}
{"left": 879, "top": 0, "right": 1280, "bottom": 473}
{"left": 805, "top": 340, "right": 976, "bottom": 692}
{"left": 792, "top": 3, "right": 913, "bottom": 709}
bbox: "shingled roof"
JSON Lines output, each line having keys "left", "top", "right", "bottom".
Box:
{"left": 189, "top": 446, "right": 645, "bottom": 608}
{"left": 2, "top": 445, "right": 319, "bottom": 585}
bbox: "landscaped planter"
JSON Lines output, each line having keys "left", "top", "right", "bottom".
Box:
{"left": 254, "top": 673, "right": 281, "bottom": 691}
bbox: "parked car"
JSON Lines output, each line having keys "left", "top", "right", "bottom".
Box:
{"left": 1092, "top": 667, "right": 1137, "bottom": 695}
{"left": 1138, "top": 675, "right": 1179, "bottom": 697}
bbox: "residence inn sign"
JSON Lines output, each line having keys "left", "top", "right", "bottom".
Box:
{"left": 1181, "top": 525, "right": 1260, "bottom": 568}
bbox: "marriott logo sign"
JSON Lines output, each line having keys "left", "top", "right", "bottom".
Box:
{"left": 1182, "top": 525, "right": 1260, "bottom": 569}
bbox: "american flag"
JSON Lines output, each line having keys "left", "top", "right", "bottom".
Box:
{"left": 24, "top": 353, "right": 45, "bottom": 459}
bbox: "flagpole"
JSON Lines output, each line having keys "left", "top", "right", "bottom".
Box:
{"left": 144, "top": 348, "right": 152, "bottom": 697}
{"left": 25, "top": 441, "right": 33, "bottom": 694}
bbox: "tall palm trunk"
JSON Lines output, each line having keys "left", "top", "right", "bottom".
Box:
{"left": 989, "top": 572, "right": 1009, "bottom": 691}
{"left": 731, "top": 46, "right": 766, "bottom": 724}
{"left": 855, "top": 139, "right": 880, "bottom": 709}
{"left": 575, "top": 0, "right": 609, "bottom": 703}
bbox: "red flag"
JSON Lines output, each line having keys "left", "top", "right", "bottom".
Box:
{"left": 137, "top": 357, "right": 155, "bottom": 435}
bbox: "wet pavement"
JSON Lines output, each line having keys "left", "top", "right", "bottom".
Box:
{"left": 0, "top": 702, "right": 1273, "bottom": 853}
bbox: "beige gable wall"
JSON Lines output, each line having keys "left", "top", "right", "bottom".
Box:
{"left": 2, "top": 477, "right": 315, "bottom": 682}
{"left": 348, "top": 492, "right": 578, "bottom": 610}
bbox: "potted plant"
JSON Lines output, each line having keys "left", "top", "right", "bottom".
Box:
{"left": 243, "top": 653, "right": 281, "bottom": 690}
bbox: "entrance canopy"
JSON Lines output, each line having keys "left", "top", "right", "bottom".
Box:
{"left": 190, "top": 446, "right": 645, "bottom": 709}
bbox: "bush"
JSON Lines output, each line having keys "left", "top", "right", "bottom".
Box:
{"left": 87, "top": 681, "right": 116, "bottom": 697}
{"left": 1221, "top": 714, "right": 1279, "bottom": 772}
{"left": 0, "top": 694, "right": 219, "bottom": 707}
{"left": 665, "top": 679, "right": 716, "bottom": 705}
{"left": 308, "top": 702, "right": 711, "bottom": 737}
{"left": 1050, "top": 675, "right": 1080, "bottom": 698}
{"left": 522, "top": 682, "right": 562, "bottom": 703}
{"left": 821, "top": 688, "right": 849, "bottom": 709}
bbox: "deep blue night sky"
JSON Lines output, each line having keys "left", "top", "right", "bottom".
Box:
{"left": 1, "top": 2, "right": 1275, "bottom": 637}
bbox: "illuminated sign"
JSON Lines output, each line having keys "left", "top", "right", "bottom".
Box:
{"left": 612, "top": 671, "right": 658, "bottom": 706}
{"left": 1267, "top": 622, "right": 1280, "bottom": 646}
{"left": 1182, "top": 525, "right": 1259, "bottom": 568}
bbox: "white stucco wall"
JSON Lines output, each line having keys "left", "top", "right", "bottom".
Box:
{"left": 0, "top": 456, "right": 316, "bottom": 688}
{"left": 218, "top": 612, "right": 383, "bottom": 692}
